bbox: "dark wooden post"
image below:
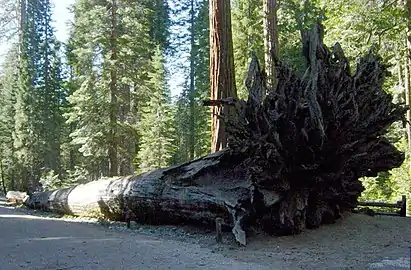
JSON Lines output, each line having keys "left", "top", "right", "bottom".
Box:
{"left": 400, "top": 195, "right": 407, "bottom": 217}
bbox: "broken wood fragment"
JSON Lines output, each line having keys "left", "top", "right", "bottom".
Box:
{"left": 215, "top": 217, "right": 223, "bottom": 243}
{"left": 202, "top": 97, "right": 238, "bottom": 107}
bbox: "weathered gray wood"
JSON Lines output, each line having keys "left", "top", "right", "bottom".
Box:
{"left": 25, "top": 150, "right": 282, "bottom": 246}
{"left": 357, "top": 202, "right": 401, "bottom": 208}
{"left": 6, "top": 191, "right": 28, "bottom": 204}
{"left": 357, "top": 195, "right": 407, "bottom": 217}
{"left": 215, "top": 217, "right": 223, "bottom": 243}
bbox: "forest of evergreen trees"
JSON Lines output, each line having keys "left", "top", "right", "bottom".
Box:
{"left": 0, "top": 0, "right": 410, "bottom": 207}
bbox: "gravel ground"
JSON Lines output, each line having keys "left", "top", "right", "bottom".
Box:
{"left": 1, "top": 198, "right": 410, "bottom": 269}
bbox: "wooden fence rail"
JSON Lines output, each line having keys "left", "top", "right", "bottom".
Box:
{"left": 356, "top": 195, "right": 407, "bottom": 217}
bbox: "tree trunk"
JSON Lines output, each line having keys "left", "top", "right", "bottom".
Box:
{"left": 17, "top": 0, "right": 25, "bottom": 57}
{"left": 118, "top": 84, "right": 133, "bottom": 176}
{"left": 0, "top": 159, "right": 6, "bottom": 195}
{"left": 25, "top": 150, "right": 268, "bottom": 246}
{"left": 188, "top": 0, "right": 196, "bottom": 160}
{"left": 108, "top": 0, "right": 118, "bottom": 176}
{"left": 209, "top": 0, "right": 237, "bottom": 153}
{"left": 25, "top": 23, "right": 406, "bottom": 246}
{"left": 406, "top": 0, "right": 411, "bottom": 61}
{"left": 405, "top": 59, "right": 411, "bottom": 149}
{"left": 263, "top": 0, "right": 279, "bottom": 90}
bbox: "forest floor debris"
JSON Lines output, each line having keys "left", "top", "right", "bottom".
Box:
{"left": 2, "top": 197, "right": 410, "bottom": 269}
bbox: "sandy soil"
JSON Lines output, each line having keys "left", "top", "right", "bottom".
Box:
{"left": 1, "top": 198, "right": 410, "bottom": 269}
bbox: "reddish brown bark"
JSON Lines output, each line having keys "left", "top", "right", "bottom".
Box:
{"left": 404, "top": 0, "right": 411, "bottom": 150}
{"left": 263, "top": 0, "right": 279, "bottom": 90}
{"left": 108, "top": 0, "right": 118, "bottom": 176}
{"left": 406, "top": 0, "right": 411, "bottom": 61}
{"left": 209, "top": 0, "right": 237, "bottom": 153}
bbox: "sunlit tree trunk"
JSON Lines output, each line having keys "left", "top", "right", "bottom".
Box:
{"left": 17, "top": 0, "right": 25, "bottom": 56}
{"left": 263, "top": 0, "right": 279, "bottom": 90}
{"left": 0, "top": 158, "right": 6, "bottom": 195}
{"left": 188, "top": 0, "right": 196, "bottom": 159}
{"left": 405, "top": 0, "right": 411, "bottom": 150}
{"left": 209, "top": 0, "right": 237, "bottom": 152}
{"left": 404, "top": 60, "right": 411, "bottom": 149}
{"left": 108, "top": 0, "right": 118, "bottom": 176}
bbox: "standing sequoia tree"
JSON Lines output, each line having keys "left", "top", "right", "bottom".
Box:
{"left": 209, "top": 0, "right": 237, "bottom": 152}
{"left": 263, "top": 0, "right": 279, "bottom": 90}
{"left": 405, "top": 0, "right": 411, "bottom": 149}
{"left": 26, "top": 24, "right": 407, "bottom": 245}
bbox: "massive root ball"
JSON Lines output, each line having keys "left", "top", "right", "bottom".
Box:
{"left": 224, "top": 24, "right": 407, "bottom": 235}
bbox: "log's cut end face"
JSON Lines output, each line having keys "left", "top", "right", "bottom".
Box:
{"left": 6, "top": 191, "right": 28, "bottom": 204}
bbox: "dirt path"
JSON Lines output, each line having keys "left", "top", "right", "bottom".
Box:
{"left": 0, "top": 198, "right": 410, "bottom": 269}
{"left": 220, "top": 213, "right": 411, "bottom": 269}
{"left": 0, "top": 202, "right": 272, "bottom": 270}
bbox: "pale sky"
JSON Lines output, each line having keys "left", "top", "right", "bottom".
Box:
{"left": 52, "top": 0, "right": 76, "bottom": 42}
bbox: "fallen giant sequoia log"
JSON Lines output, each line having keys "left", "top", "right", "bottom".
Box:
{"left": 25, "top": 24, "right": 407, "bottom": 245}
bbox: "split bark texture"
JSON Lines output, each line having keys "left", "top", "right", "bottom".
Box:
{"left": 209, "top": 0, "right": 237, "bottom": 152}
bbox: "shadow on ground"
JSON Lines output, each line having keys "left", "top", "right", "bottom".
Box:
{"left": 1, "top": 197, "right": 410, "bottom": 270}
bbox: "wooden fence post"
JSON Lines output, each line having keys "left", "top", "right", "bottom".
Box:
{"left": 400, "top": 195, "right": 407, "bottom": 217}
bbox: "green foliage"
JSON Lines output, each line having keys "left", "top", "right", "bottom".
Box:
{"left": 277, "top": 0, "right": 325, "bottom": 73}
{"left": 66, "top": 0, "right": 156, "bottom": 177}
{"left": 171, "top": 0, "right": 211, "bottom": 163}
{"left": 318, "top": 0, "right": 410, "bottom": 208}
{"left": 136, "top": 47, "right": 176, "bottom": 172}
{"left": 321, "top": 0, "right": 406, "bottom": 62}
{"left": 39, "top": 169, "right": 60, "bottom": 191}
{"left": 232, "top": 0, "right": 264, "bottom": 98}
{"left": 143, "top": 0, "right": 171, "bottom": 51}
{"left": 0, "top": 47, "right": 18, "bottom": 190}
{"left": 0, "top": 0, "right": 66, "bottom": 191}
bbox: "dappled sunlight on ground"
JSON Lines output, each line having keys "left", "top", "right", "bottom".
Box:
{"left": 0, "top": 214, "right": 56, "bottom": 220}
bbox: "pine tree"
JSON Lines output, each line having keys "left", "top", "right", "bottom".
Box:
{"left": 66, "top": 0, "right": 159, "bottom": 178}
{"left": 0, "top": 47, "right": 19, "bottom": 191}
{"left": 192, "top": 0, "right": 211, "bottom": 157}
{"left": 0, "top": 0, "right": 18, "bottom": 42}
{"left": 232, "top": 0, "right": 264, "bottom": 98}
{"left": 12, "top": 0, "right": 65, "bottom": 190}
{"left": 137, "top": 47, "right": 175, "bottom": 172}
{"left": 171, "top": 0, "right": 210, "bottom": 162}
{"left": 144, "top": 0, "right": 171, "bottom": 51}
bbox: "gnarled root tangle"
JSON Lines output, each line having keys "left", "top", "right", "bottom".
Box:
{"left": 223, "top": 23, "right": 407, "bottom": 235}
